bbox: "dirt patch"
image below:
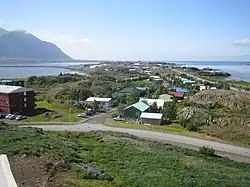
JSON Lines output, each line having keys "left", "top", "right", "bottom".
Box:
{"left": 10, "top": 154, "right": 74, "bottom": 187}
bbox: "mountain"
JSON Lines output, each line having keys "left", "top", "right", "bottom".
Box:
{"left": 0, "top": 28, "right": 71, "bottom": 60}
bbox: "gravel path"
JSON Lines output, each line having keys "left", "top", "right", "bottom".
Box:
{"left": 28, "top": 122, "right": 250, "bottom": 163}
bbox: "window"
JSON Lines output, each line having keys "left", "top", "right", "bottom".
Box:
{"left": 24, "top": 103, "right": 27, "bottom": 108}
{"left": 24, "top": 92, "right": 27, "bottom": 96}
{"left": 24, "top": 98, "right": 27, "bottom": 102}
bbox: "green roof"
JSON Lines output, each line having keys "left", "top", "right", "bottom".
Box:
{"left": 159, "top": 94, "right": 173, "bottom": 102}
{"left": 124, "top": 101, "right": 149, "bottom": 112}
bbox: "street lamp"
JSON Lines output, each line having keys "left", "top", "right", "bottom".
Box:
{"left": 69, "top": 108, "right": 72, "bottom": 124}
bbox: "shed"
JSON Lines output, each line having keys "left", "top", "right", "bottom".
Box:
{"left": 140, "top": 112, "right": 163, "bottom": 125}
{"left": 123, "top": 101, "right": 149, "bottom": 120}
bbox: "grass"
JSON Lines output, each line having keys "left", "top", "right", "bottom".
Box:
{"left": 23, "top": 100, "right": 85, "bottom": 122}
{"left": 1, "top": 125, "right": 250, "bottom": 187}
{"left": 103, "top": 119, "right": 218, "bottom": 140}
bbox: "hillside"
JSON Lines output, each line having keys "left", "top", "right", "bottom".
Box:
{"left": 0, "top": 28, "right": 71, "bottom": 60}
{"left": 1, "top": 125, "right": 250, "bottom": 187}
{"left": 179, "top": 90, "right": 250, "bottom": 145}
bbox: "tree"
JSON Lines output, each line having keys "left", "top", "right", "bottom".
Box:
{"left": 91, "top": 100, "right": 98, "bottom": 111}
{"left": 117, "top": 103, "right": 127, "bottom": 116}
{"left": 126, "top": 92, "right": 138, "bottom": 105}
{"left": 163, "top": 101, "right": 177, "bottom": 122}
{"left": 149, "top": 102, "right": 158, "bottom": 113}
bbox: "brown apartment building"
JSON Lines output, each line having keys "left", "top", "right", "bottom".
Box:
{"left": 0, "top": 85, "right": 36, "bottom": 114}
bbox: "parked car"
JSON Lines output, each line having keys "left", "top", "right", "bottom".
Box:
{"left": 78, "top": 113, "right": 88, "bottom": 118}
{"left": 16, "top": 115, "right": 27, "bottom": 120}
{"left": 0, "top": 114, "right": 5, "bottom": 119}
{"left": 8, "top": 114, "right": 16, "bottom": 120}
{"left": 5, "top": 114, "right": 12, "bottom": 119}
{"left": 113, "top": 116, "right": 125, "bottom": 121}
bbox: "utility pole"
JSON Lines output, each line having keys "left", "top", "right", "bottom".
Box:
{"left": 69, "top": 108, "right": 72, "bottom": 124}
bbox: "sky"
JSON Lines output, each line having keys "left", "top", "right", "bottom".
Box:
{"left": 0, "top": 0, "right": 250, "bottom": 60}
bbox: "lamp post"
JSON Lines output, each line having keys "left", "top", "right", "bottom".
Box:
{"left": 69, "top": 108, "right": 72, "bottom": 124}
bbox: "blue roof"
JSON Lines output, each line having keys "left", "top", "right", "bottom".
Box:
{"left": 169, "top": 87, "right": 189, "bottom": 93}
{"left": 124, "top": 101, "right": 149, "bottom": 112}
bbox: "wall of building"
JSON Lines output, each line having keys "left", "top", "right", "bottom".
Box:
{"left": 141, "top": 118, "right": 162, "bottom": 125}
{"left": 0, "top": 94, "right": 10, "bottom": 114}
{"left": 123, "top": 107, "right": 141, "bottom": 120}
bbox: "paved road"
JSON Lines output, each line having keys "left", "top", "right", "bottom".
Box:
{"left": 28, "top": 122, "right": 250, "bottom": 163}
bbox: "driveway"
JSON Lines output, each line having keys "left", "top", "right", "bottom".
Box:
{"left": 27, "top": 122, "right": 250, "bottom": 163}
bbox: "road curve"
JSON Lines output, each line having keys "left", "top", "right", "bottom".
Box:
{"left": 27, "top": 123, "right": 250, "bottom": 162}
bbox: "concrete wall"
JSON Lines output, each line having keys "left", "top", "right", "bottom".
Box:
{"left": 0, "top": 154, "right": 17, "bottom": 187}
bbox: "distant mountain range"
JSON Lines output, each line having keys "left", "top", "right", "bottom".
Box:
{"left": 0, "top": 28, "right": 71, "bottom": 60}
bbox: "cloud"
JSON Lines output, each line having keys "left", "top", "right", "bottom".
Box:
{"left": 233, "top": 38, "right": 250, "bottom": 46}
{"left": 32, "top": 30, "right": 90, "bottom": 44}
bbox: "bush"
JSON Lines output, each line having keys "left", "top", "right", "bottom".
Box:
{"left": 199, "top": 146, "right": 216, "bottom": 157}
{"left": 81, "top": 162, "right": 113, "bottom": 181}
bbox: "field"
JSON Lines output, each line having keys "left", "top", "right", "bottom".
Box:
{"left": 104, "top": 119, "right": 218, "bottom": 140}
{"left": 23, "top": 100, "right": 84, "bottom": 122}
{"left": 1, "top": 125, "right": 250, "bottom": 187}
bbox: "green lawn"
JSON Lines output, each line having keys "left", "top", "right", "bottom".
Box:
{"left": 104, "top": 119, "right": 218, "bottom": 140}
{"left": 24, "top": 100, "right": 85, "bottom": 122}
{"left": 2, "top": 126, "right": 250, "bottom": 187}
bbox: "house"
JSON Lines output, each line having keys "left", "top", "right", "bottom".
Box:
{"left": 122, "top": 101, "right": 149, "bottom": 120}
{"left": 117, "top": 87, "right": 136, "bottom": 95}
{"left": 168, "top": 87, "right": 189, "bottom": 93}
{"left": 159, "top": 94, "right": 173, "bottom": 103}
{"left": 0, "top": 85, "right": 36, "bottom": 114}
{"left": 168, "top": 91, "right": 185, "bottom": 100}
{"left": 140, "top": 112, "right": 163, "bottom": 125}
{"left": 85, "top": 97, "right": 112, "bottom": 108}
{"left": 139, "top": 98, "right": 165, "bottom": 108}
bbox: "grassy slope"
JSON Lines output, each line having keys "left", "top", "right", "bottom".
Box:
{"left": 1, "top": 125, "right": 250, "bottom": 187}
{"left": 24, "top": 100, "right": 84, "bottom": 122}
{"left": 104, "top": 119, "right": 218, "bottom": 140}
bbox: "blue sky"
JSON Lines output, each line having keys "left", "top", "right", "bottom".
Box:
{"left": 0, "top": 0, "right": 250, "bottom": 60}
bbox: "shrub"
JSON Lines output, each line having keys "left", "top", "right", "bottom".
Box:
{"left": 81, "top": 162, "right": 113, "bottom": 181}
{"left": 199, "top": 146, "right": 216, "bottom": 157}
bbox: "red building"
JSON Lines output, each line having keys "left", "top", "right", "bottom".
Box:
{"left": 0, "top": 85, "right": 36, "bottom": 114}
{"left": 168, "top": 91, "right": 185, "bottom": 100}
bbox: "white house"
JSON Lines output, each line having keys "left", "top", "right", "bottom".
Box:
{"left": 85, "top": 97, "right": 112, "bottom": 108}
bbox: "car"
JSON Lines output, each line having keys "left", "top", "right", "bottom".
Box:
{"left": 78, "top": 113, "right": 88, "bottom": 118}
{"left": 8, "top": 114, "right": 16, "bottom": 120}
{"left": 5, "top": 114, "right": 12, "bottom": 119}
{"left": 113, "top": 116, "right": 124, "bottom": 121}
{"left": 0, "top": 114, "right": 5, "bottom": 119}
{"left": 16, "top": 115, "right": 27, "bottom": 120}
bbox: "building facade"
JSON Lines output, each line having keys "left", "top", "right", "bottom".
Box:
{"left": 0, "top": 85, "right": 36, "bottom": 114}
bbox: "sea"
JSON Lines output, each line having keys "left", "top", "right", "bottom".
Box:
{"left": 0, "top": 61, "right": 249, "bottom": 82}
{"left": 174, "top": 61, "right": 250, "bottom": 82}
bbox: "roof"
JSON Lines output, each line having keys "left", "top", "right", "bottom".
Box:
{"left": 0, "top": 85, "right": 31, "bottom": 94}
{"left": 139, "top": 98, "right": 165, "bottom": 108}
{"left": 124, "top": 101, "right": 149, "bottom": 112}
{"left": 168, "top": 91, "right": 185, "bottom": 97}
{"left": 85, "top": 97, "right": 112, "bottom": 102}
{"left": 136, "top": 87, "right": 148, "bottom": 91}
{"left": 140, "top": 112, "right": 163, "bottom": 120}
{"left": 118, "top": 87, "right": 135, "bottom": 93}
{"left": 169, "top": 87, "right": 189, "bottom": 93}
{"left": 159, "top": 94, "right": 173, "bottom": 102}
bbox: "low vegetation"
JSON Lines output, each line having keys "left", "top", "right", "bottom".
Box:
{"left": 1, "top": 125, "right": 250, "bottom": 187}
{"left": 178, "top": 90, "right": 250, "bottom": 146}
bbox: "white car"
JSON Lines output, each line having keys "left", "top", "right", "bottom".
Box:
{"left": 78, "top": 113, "right": 88, "bottom": 118}
{"left": 8, "top": 114, "right": 16, "bottom": 120}
{"left": 16, "top": 115, "right": 27, "bottom": 120}
{"left": 5, "top": 114, "right": 12, "bottom": 119}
